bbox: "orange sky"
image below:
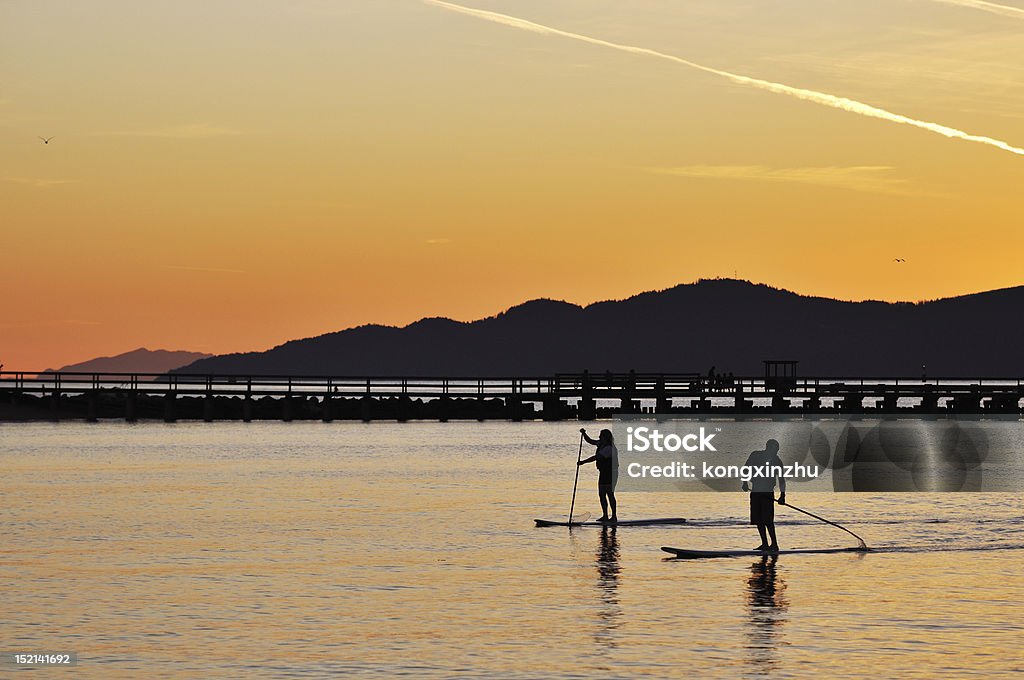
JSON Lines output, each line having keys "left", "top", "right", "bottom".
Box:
{"left": 3, "top": 1, "right": 1023, "bottom": 369}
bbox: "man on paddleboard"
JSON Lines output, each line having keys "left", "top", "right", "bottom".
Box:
{"left": 741, "top": 439, "right": 787, "bottom": 552}
{"left": 578, "top": 428, "right": 619, "bottom": 523}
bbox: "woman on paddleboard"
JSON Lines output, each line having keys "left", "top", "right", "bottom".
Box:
{"left": 578, "top": 428, "right": 619, "bottom": 523}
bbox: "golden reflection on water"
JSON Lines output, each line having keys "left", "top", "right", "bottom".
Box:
{"left": 745, "top": 555, "right": 788, "bottom": 675}
{"left": 593, "top": 526, "right": 621, "bottom": 647}
{"left": 1, "top": 422, "right": 1023, "bottom": 678}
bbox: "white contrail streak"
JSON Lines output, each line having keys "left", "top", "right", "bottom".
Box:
{"left": 928, "top": 0, "right": 1024, "bottom": 19}
{"left": 423, "top": 0, "right": 1024, "bottom": 157}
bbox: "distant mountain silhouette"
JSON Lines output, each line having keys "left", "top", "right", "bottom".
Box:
{"left": 42, "top": 348, "right": 212, "bottom": 376}
{"left": 174, "top": 279, "right": 1024, "bottom": 377}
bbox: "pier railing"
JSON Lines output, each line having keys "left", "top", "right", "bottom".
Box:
{"left": 1, "top": 371, "right": 1021, "bottom": 421}
{"left": 1, "top": 371, "right": 1021, "bottom": 394}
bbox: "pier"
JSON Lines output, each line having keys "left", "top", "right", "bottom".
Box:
{"left": 1, "top": 369, "right": 1021, "bottom": 422}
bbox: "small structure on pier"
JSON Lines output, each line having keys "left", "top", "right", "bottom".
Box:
{"left": 763, "top": 360, "right": 798, "bottom": 392}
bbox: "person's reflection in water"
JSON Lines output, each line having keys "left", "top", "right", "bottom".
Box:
{"left": 594, "top": 525, "right": 622, "bottom": 646}
{"left": 745, "top": 554, "right": 788, "bottom": 674}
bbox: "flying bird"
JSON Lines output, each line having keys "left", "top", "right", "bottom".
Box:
{"left": 38, "top": 136, "right": 54, "bottom": 144}
{"left": 893, "top": 258, "right": 906, "bottom": 262}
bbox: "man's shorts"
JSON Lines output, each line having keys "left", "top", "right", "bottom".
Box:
{"left": 598, "top": 483, "right": 616, "bottom": 495}
{"left": 750, "top": 492, "right": 775, "bottom": 525}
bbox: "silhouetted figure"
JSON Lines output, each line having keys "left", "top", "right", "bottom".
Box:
{"left": 741, "top": 439, "right": 787, "bottom": 552}
{"left": 578, "top": 427, "right": 619, "bottom": 522}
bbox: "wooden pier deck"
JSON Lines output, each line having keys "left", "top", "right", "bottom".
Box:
{"left": 1, "top": 371, "right": 1021, "bottom": 422}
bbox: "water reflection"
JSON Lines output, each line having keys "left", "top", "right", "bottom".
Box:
{"left": 745, "top": 555, "right": 788, "bottom": 674}
{"left": 594, "top": 526, "right": 621, "bottom": 644}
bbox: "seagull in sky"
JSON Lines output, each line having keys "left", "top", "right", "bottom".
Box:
{"left": 38, "top": 136, "right": 54, "bottom": 144}
{"left": 893, "top": 258, "right": 906, "bottom": 263}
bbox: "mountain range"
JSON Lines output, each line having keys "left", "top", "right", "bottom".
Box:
{"left": 42, "top": 348, "right": 212, "bottom": 376}
{"left": 172, "top": 279, "right": 1024, "bottom": 378}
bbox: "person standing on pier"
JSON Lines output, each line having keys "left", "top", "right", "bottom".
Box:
{"left": 578, "top": 428, "right": 619, "bottom": 523}
{"left": 741, "top": 439, "right": 787, "bottom": 552}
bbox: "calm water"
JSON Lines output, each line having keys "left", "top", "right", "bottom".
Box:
{"left": 2, "top": 422, "right": 1023, "bottom": 678}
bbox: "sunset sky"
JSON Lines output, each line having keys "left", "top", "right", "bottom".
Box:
{"left": 3, "top": 0, "right": 1023, "bottom": 369}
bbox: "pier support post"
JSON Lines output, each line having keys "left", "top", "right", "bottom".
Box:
{"left": 48, "top": 388, "right": 60, "bottom": 421}
{"left": 950, "top": 393, "right": 981, "bottom": 414}
{"left": 437, "top": 396, "right": 451, "bottom": 423}
{"left": 360, "top": 396, "right": 374, "bottom": 422}
{"left": 204, "top": 395, "right": 214, "bottom": 422}
{"left": 987, "top": 393, "right": 1019, "bottom": 414}
{"left": 508, "top": 396, "right": 523, "bottom": 422}
{"left": 542, "top": 395, "right": 562, "bottom": 421}
{"left": 125, "top": 391, "right": 138, "bottom": 422}
{"left": 655, "top": 376, "right": 671, "bottom": 413}
{"left": 322, "top": 395, "right": 333, "bottom": 422}
{"left": 86, "top": 390, "right": 98, "bottom": 423}
{"left": 618, "top": 398, "right": 639, "bottom": 415}
{"left": 164, "top": 392, "right": 176, "bottom": 422}
{"left": 243, "top": 396, "right": 254, "bottom": 422}
{"left": 731, "top": 381, "right": 744, "bottom": 414}
{"left": 396, "top": 396, "right": 412, "bottom": 422}
{"left": 580, "top": 371, "right": 597, "bottom": 420}
{"left": 282, "top": 396, "right": 293, "bottom": 422}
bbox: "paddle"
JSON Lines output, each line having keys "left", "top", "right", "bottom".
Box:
{"left": 567, "top": 430, "right": 585, "bottom": 528}
{"left": 781, "top": 500, "right": 869, "bottom": 550}
{"left": 566, "top": 513, "right": 592, "bottom": 525}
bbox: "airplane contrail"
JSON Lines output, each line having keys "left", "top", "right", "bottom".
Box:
{"left": 928, "top": 0, "right": 1024, "bottom": 19}
{"left": 423, "top": 0, "right": 1024, "bottom": 157}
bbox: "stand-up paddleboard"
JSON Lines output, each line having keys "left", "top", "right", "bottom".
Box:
{"left": 661, "top": 546, "right": 867, "bottom": 559}
{"left": 535, "top": 518, "right": 687, "bottom": 528}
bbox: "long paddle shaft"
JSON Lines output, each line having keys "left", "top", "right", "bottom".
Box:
{"left": 782, "top": 501, "right": 868, "bottom": 550}
{"left": 567, "top": 432, "right": 585, "bottom": 526}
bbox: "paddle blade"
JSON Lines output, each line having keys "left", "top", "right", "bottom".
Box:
{"left": 568, "top": 512, "right": 592, "bottom": 525}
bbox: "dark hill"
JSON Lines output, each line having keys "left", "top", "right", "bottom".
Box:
{"left": 174, "top": 279, "right": 1024, "bottom": 377}
{"left": 42, "top": 348, "right": 212, "bottom": 377}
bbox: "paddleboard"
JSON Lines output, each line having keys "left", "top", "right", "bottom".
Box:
{"left": 534, "top": 518, "right": 687, "bottom": 527}
{"left": 661, "top": 546, "right": 867, "bottom": 559}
